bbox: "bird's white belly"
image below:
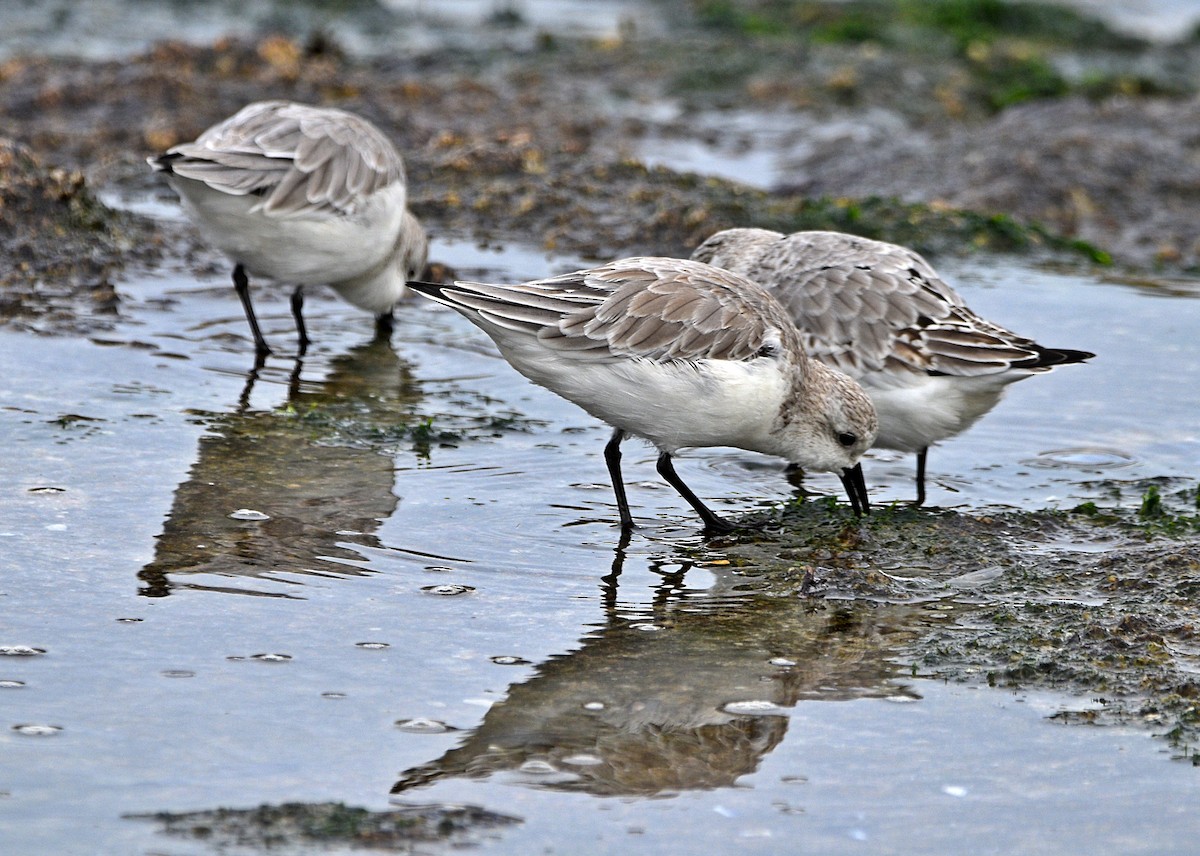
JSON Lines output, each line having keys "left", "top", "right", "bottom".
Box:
{"left": 502, "top": 343, "right": 788, "bottom": 456}
{"left": 862, "top": 371, "right": 1016, "bottom": 452}
{"left": 171, "top": 179, "right": 404, "bottom": 286}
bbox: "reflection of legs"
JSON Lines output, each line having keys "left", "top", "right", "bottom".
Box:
{"left": 603, "top": 428, "right": 635, "bottom": 530}
{"left": 290, "top": 286, "right": 310, "bottom": 355}
{"left": 914, "top": 448, "right": 928, "bottom": 507}
{"left": 233, "top": 263, "right": 272, "bottom": 357}
{"left": 600, "top": 526, "right": 632, "bottom": 612}
{"left": 655, "top": 452, "right": 736, "bottom": 534}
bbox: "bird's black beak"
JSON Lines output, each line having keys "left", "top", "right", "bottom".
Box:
{"left": 839, "top": 463, "right": 870, "bottom": 517}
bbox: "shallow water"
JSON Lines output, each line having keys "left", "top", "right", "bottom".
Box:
{"left": 1, "top": 226, "right": 1198, "bottom": 853}
{"left": 4, "top": 2, "right": 1200, "bottom": 852}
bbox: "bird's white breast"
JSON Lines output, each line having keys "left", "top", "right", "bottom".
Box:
{"left": 169, "top": 177, "right": 407, "bottom": 289}
{"left": 497, "top": 338, "right": 791, "bottom": 455}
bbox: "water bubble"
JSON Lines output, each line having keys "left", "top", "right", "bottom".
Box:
{"left": 489, "top": 655, "right": 530, "bottom": 666}
{"left": 582, "top": 701, "right": 605, "bottom": 711}
{"left": 420, "top": 584, "right": 475, "bottom": 596}
{"left": 321, "top": 692, "right": 347, "bottom": 700}
{"left": 28, "top": 486, "right": 65, "bottom": 494}
{"left": 248, "top": 653, "right": 292, "bottom": 663}
{"left": 228, "top": 508, "right": 270, "bottom": 521}
{"left": 116, "top": 617, "right": 143, "bottom": 623}
{"left": 423, "top": 565, "right": 455, "bottom": 573}
{"left": 722, "top": 699, "right": 784, "bottom": 715}
{"left": 355, "top": 642, "right": 390, "bottom": 650}
{"left": 0, "top": 646, "right": 45, "bottom": 657}
{"left": 942, "top": 785, "right": 969, "bottom": 798}
{"left": 518, "top": 759, "right": 558, "bottom": 775}
{"left": 0, "top": 680, "right": 26, "bottom": 689}
{"left": 561, "top": 753, "right": 604, "bottom": 766}
{"left": 160, "top": 669, "right": 195, "bottom": 678}
{"left": 12, "top": 724, "right": 61, "bottom": 736}
{"left": 769, "top": 657, "right": 796, "bottom": 667}
{"left": 394, "top": 717, "right": 457, "bottom": 734}
{"left": 631, "top": 623, "right": 662, "bottom": 632}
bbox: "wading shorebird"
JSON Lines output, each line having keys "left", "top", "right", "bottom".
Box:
{"left": 409, "top": 257, "right": 877, "bottom": 532}
{"left": 692, "top": 228, "right": 1094, "bottom": 505}
{"left": 149, "top": 100, "right": 427, "bottom": 356}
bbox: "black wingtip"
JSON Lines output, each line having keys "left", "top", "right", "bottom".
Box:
{"left": 1028, "top": 345, "right": 1096, "bottom": 368}
{"left": 405, "top": 279, "right": 447, "bottom": 298}
{"left": 147, "top": 152, "right": 179, "bottom": 174}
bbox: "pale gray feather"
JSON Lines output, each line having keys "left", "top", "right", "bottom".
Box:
{"left": 692, "top": 229, "right": 1052, "bottom": 378}
{"left": 161, "top": 100, "right": 405, "bottom": 218}
{"left": 441, "top": 257, "right": 802, "bottom": 366}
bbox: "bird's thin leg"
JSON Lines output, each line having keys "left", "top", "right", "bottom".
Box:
{"left": 375, "top": 308, "right": 396, "bottom": 339}
{"left": 656, "top": 452, "right": 737, "bottom": 534}
{"left": 914, "top": 448, "right": 928, "bottom": 507}
{"left": 290, "top": 286, "right": 310, "bottom": 356}
{"left": 603, "top": 428, "right": 635, "bottom": 530}
{"left": 233, "top": 263, "right": 272, "bottom": 357}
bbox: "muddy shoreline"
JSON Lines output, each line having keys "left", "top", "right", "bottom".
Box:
{"left": 3, "top": 3, "right": 1199, "bottom": 766}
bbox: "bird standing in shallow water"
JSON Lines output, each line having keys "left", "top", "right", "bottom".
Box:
{"left": 149, "top": 100, "right": 428, "bottom": 357}
{"left": 692, "top": 228, "right": 1094, "bottom": 505}
{"left": 408, "top": 257, "right": 877, "bottom": 532}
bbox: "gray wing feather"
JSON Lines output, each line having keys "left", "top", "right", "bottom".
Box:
{"left": 162, "top": 100, "right": 404, "bottom": 218}
{"left": 694, "top": 229, "right": 1046, "bottom": 378}
{"left": 444, "top": 258, "right": 798, "bottom": 365}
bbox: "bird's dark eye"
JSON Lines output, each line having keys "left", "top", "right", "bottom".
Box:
{"left": 837, "top": 432, "right": 857, "bottom": 447}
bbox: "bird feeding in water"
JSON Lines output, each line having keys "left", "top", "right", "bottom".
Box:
{"left": 149, "top": 100, "right": 428, "bottom": 357}
{"left": 408, "top": 256, "right": 877, "bottom": 532}
{"left": 692, "top": 228, "right": 1094, "bottom": 506}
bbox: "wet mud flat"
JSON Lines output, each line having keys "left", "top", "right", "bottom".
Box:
{"left": 2, "top": 3, "right": 1200, "bottom": 849}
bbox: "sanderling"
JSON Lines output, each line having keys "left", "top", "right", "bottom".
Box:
{"left": 408, "top": 257, "right": 877, "bottom": 532}
{"left": 692, "top": 228, "right": 1094, "bottom": 505}
{"left": 149, "top": 100, "right": 428, "bottom": 356}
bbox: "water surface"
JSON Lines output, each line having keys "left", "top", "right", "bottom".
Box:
{"left": 2, "top": 231, "right": 1198, "bottom": 854}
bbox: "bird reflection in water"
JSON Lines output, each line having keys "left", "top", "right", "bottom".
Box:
{"left": 138, "top": 335, "right": 421, "bottom": 597}
{"left": 392, "top": 538, "right": 917, "bottom": 797}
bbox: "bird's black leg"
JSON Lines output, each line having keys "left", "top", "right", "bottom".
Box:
{"left": 914, "top": 448, "right": 928, "bottom": 507}
{"left": 233, "top": 263, "right": 272, "bottom": 357}
{"left": 375, "top": 308, "right": 396, "bottom": 340}
{"left": 603, "top": 428, "right": 635, "bottom": 530}
{"left": 656, "top": 452, "right": 737, "bottom": 534}
{"left": 290, "top": 286, "right": 310, "bottom": 356}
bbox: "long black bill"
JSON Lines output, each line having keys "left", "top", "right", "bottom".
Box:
{"left": 839, "top": 463, "right": 871, "bottom": 517}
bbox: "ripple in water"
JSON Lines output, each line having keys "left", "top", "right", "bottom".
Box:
{"left": 227, "top": 653, "right": 293, "bottom": 662}
{"left": 355, "top": 642, "right": 390, "bottom": 650}
{"left": 0, "top": 646, "right": 46, "bottom": 657}
{"left": 420, "top": 584, "right": 475, "bottom": 596}
{"left": 12, "top": 724, "right": 62, "bottom": 736}
{"left": 1023, "top": 447, "right": 1137, "bottom": 470}
{"left": 0, "top": 680, "right": 26, "bottom": 689}
{"left": 722, "top": 699, "right": 787, "bottom": 716}
{"left": 228, "top": 508, "right": 271, "bottom": 521}
{"left": 394, "top": 717, "right": 457, "bottom": 734}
